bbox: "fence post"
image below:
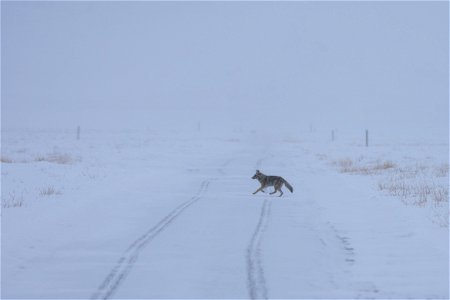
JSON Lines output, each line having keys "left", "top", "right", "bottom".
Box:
{"left": 365, "top": 129, "right": 369, "bottom": 147}
{"left": 331, "top": 130, "right": 335, "bottom": 142}
{"left": 77, "top": 126, "right": 81, "bottom": 140}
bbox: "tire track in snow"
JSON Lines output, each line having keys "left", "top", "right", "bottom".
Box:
{"left": 91, "top": 180, "right": 210, "bottom": 300}
{"left": 246, "top": 198, "right": 272, "bottom": 300}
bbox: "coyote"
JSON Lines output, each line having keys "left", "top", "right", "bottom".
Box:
{"left": 251, "top": 170, "right": 293, "bottom": 197}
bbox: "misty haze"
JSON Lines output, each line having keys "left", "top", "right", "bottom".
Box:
{"left": 2, "top": 2, "right": 449, "bottom": 299}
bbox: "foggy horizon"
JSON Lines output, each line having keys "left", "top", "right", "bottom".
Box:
{"left": 2, "top": 1, "right": 449, "bottom": 139}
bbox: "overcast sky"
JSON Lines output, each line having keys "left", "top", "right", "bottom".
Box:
{"left": 2, "top": 1, "right": 448, "bottom": 138}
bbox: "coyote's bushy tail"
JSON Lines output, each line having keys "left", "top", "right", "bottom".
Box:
{"left": 283, "top": 179, "right": 293, "bottom": 193}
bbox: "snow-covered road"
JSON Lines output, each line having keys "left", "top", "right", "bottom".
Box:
{"left": 93, "top": 151, "right": 355, "bottom": 299}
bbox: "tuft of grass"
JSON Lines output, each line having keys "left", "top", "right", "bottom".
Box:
{"left": 434, "top": 164, "right": 449, "bottom": 177}
{"left": 379, "top": 177, "right": 448, "bottom": 207}
{"left": 39, "top": 186, "right": 62, "bottom": 196}
{"left": 333, "top": 158, "right": 354, "bottom": 173}
{"left": 35, "top": 153, "right": 74, "bottom": 164}
{"left": 328, "top": 155, "right": 448, "bottom": 227}
{"left": 333, "top": 158, "right": 396, "bottom": 175}
{"left": 1, "top": 156, "right": 14, "bottom": 163}
{"left": 2, "top": 192, "right": 24, "bottom": 208}
{"left": 431, "top": 186, "right": 449, "bottom": 205}
{"left": 375, "top": 161, "right": 396, "bottom": 170}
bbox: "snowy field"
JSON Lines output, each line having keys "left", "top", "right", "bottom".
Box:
{"left": 1, "top": 128, "right": 448, "bottom": 299}
{"left": 3, "top": 1, "right": 448, "bottom": 299}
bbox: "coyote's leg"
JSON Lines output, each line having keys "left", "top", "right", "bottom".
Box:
{"left": 272, "top": 182, "right": 283, "bottom": 196}
{"left": 253, "top": 186, "right": 264, "bottom": 194}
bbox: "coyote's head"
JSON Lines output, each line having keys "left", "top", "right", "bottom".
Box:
{"left": 252, "top": 170, "right": 263, "bottom": 180}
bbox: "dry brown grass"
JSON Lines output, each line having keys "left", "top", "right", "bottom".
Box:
{"left": 374, "top": 161, "right": 396, "bottom": 170}
{"left": 39, "top": 186, "right": 62, "bottom": 196}
{"left": 2, "top": 152, "right": 77, "bottom": 165}
{"left": 333, "top": 158, "right": 396, "bottom": 175}
{"left": 433, "top": 164, "right": 449, "bottom": 177}
{"left": 35, "top": 153, "right": 74, "bottom": 164}
{"left": 431, "top": 187, "right": 449, "bottom": 205}
{"left": 327, "top": 154, "right": 448, "bottom": 227}
{"left": 2, "top": 192, "right": 24, "bottom": 208}
{"left": 1, "top": 156, "right": 14, "bottom": 163}
{"left": 378, "top": 173, "right": 448, "bottom": 207}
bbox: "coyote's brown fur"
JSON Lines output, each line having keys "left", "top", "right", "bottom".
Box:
{"left": 252, "top": 170, "right": 293, "bottom": 197}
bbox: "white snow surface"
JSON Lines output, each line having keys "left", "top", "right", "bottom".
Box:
{"left": 1, "top": 129, "right": 448, "bottom": 299}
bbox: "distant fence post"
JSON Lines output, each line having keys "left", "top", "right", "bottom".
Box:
{"left": 77, "top": 126, "right": 81, "bottom": 140}
{"left": 331, "top": 130, "right": 335, "bottom": 142}
{"left": 365, "top": 129, "right": 369, "bottom": 147}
